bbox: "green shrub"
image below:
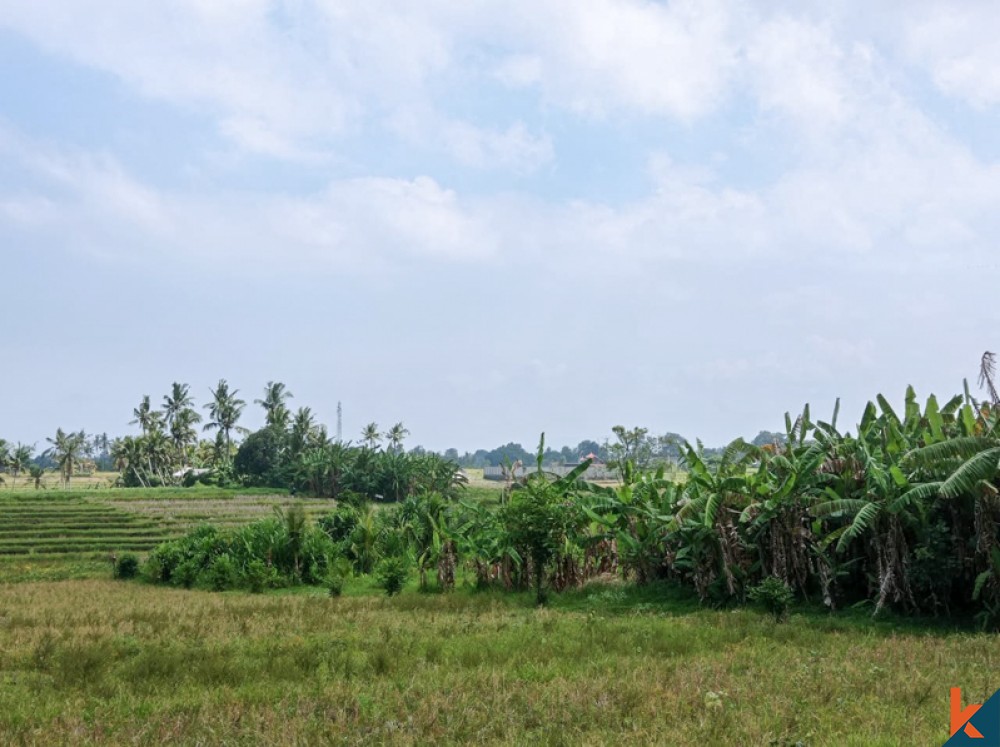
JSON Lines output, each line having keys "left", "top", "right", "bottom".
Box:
{"left": 326, "top": 557, "right": 353, "bottom": 598}
{"left": 174, "top": 559, "right": 201, "bottom": 589}
{"left": 244, "top": 559, "right": 279, "bottom": 593}
{"left": 318, "top": 505, "right": 359, "bottom": 544}
{"left": 375, "top": 556, "right": 410, "bottom": 596}
{"left": 749, "top": 577, "right": 795, "bottom": 622}
{"left": 206, "top": 553, "right": 237, "bottom": 591}
{"left": 327, "top": 574, "right": 345, "bottom": 597}
{"left": 114, "top": 553, "right": 140, "bottom": 580}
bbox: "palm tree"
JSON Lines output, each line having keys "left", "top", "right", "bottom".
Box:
{"left": 289, "top": 407, "right": 316, "bottom": 457}
{"left": 163, "top": 382, "right": 196, "bottom": 426}
{"left": 256, "top": 381, "right": 294, "bottom": 431}
{"left": 361, "top": 422, "right": 381, "bottom": 450}
{"left": 385, "top": 422, "right": 410, "bottom": 453}
{"left": 111, "top": 436, "right": 149, "bottom": 487}
{"left": 28, "top": 465, "right": 45, "bottom": 490}
{"left": 44, "top": 429, "right": 86, "bottom": 487}
{"left": 131, "top": 395, "right": 155, "bottom": 436}
{"left": 8, "top": 444, "right": 34, "bottom": 488}
{"left": 170, "top": 408, "right": 201, "bottom": 468}
{"left": 204, "top": 379, "right": 246, "bottom": 462}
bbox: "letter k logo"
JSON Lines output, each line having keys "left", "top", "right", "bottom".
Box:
{"left": 952, "top": 688, "right": 985, "bottom": 739}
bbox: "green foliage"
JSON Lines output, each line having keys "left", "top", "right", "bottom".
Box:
{"left": 244, "top": 559, "right": 279, "bottom": 593}
{"left": 326, "top": 557, "right": 353, "bottom": 597}
{"left": 749, "top": 577, "right": 795, "bottom": 622}
{"left": 113, "top": 553, "right": 140, "bottom": 580}
{"left": 234, "top": 427, "right": 287, "bottom": 486}
{"left": 33, "top": 377, "right": 1000, "bottom": 627}
{"left": 206, "top": 553, "right": 237, "bottom": 591}
{"left": 318, "top": 505, "right": 359, "bottom": 545}
{"left": 375, "top": 555, "right": 410, "bottom": 596}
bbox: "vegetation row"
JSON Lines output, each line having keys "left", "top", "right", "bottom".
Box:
{"left": 135, "top": 358, "right": 1000, "bottom": 629}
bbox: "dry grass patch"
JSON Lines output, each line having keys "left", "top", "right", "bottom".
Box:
{"left": 0, "top": 580, "right": 992, "bottom": 745}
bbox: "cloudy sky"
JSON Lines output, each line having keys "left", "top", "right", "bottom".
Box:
{"left": 2, "top": 1, "right": 999, "bottom": 452}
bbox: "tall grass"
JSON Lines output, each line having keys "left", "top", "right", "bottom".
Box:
{"left": 0, "top": 579, "right": 991, "bottom": 745}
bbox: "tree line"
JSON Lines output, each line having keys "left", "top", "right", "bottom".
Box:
{"left": 138, "top": 354, "right": 1000, "bottom": 629}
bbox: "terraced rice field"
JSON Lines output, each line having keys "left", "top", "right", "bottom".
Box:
{"left": 107, "top": 495, "right": 331, "bottom": 533}
{"left": 0, "top": 491, "right": 332, "bottom": 564}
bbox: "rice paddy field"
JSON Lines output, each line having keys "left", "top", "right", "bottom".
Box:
{"left": 0, "top": 487, "right": 329, "bottom": 583}
{"left": 0, "top": 484, "right": 993, "bottom": 745}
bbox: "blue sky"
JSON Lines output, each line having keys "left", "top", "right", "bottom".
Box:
{"left": 2, "top": 1, "right": 1000, "bottom": 452}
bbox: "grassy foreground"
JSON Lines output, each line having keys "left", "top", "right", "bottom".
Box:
{"left": 0, "top": 579, "right": 993, "bottom": 745}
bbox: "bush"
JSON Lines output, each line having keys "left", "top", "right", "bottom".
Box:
{"left": 375, "top": 556, "right": 410, "bottom": 596}
{"left": 318, "top": 505, "right": 359, "bottom": 545}
{"left": 327, "top": 574, "right": 345, "bottom": 597}
{"left": 749, "top": 577, "right": 795, "bottom": 622}
{"left": 206, "top": 554, "right": 237, "bottom": 591}
{"left": 326, "top": 557, "right": 353, "bottom": 598}
{"left": 174, "top": 559, "right": 201, "bottom": 589}
{"left": 114, "top": 553, "right": 140, "bottom": 580}
{"left": 244, "top": 559, "right": 279, "bottom": 593}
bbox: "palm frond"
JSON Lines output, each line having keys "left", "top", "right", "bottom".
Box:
{"left": 905, "top": 437, "right": 993, "bottom": 468}
{"left": 939, "top": 448, "right": 1000, "bottom": 498}
{"left": 888, "top": 482, "right": 943, "bottom": 513}
{"left": 812, "top": 498, "right": 868, "bottom": 518}
{"left": 837, "top": 502, "right": 881, "bottom": 552}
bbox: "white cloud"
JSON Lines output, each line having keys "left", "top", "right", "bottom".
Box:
{"left": 443, "top": 121, "right": 553, "bottom": 173}
{"left": 497, "top": 0, "right": 740, "bottom": 119}
{"left": 4, "top": 3, "right": 1000, "bottom": 281}
{"left": 0, "top": 127, "right": 495, "bottom": 270}
{"left": 903, "top": 4, "right": 1000, "bottom": 108}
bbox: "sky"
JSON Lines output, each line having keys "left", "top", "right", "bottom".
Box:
{"left": 2, "top": 1, "right": 1000, "bottom": 453}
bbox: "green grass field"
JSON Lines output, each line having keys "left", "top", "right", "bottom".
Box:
{"left": 0, "top": 485, "right": 992, "bottom": 745}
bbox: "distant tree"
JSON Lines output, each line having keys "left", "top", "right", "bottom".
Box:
{"left": 361, "top": 422, "right": 381, "bottom": 450}
{"left": 163, "top": 382, "right": 195, "bottom": 426}
{"left": 111, "top": 437, "right": 149, "bottom": 487}
{"left": 8, "top": 444, "right": 34, "bottom": 488}
{"left": 256, "top": 381, "right": 294, "bottom": 431}
{"left": 44, "top": 429, "right": 86, "bottom": 486}
{"left": 203, "top": 379, "right": 247, "bottom": 462}
{"left": 28, "top": 464, "right": 45, "bottom": 490}
{"left": 386, "top": 422, "right": 409, "bottom": 453}
{"left": 130, "top": 395, "right": 162, "bottom": 436}
{"left": 608, "top": 426, "right": 656, "bottom": 475}
{"left": 289, "top": 407, "right": 319, "bottom": 457}
{"left": 751, "top": 430, "right": 787, "bottom": 448}
{"left": 170, "top": 408, "right": 201, "bottom": 467}
{"left": 235, "top": 428, "right": 286, "bottom": 486}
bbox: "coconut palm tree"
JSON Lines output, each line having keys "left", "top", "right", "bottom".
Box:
{"left": 256, "top": 381, "right": 294, "bottom": 431}
{"left": 28, "top": 465, "right": 45, "bottom": 490}
{"left": 7, "top": 444, "right": 34, "bottom": 488}
{"left": 385, "top": 422, "right": 410, "bottom": 453}
{"left": 361, "top": 422, "right": 381, "bottom": 450}
{"left": 163, "top": 382, "right": 196, "bottom": 426}
{"left": 44, "top": 429, "right": 86, "bottom": 487}
{"left": 204, "top": 379, "right": 246, "bottom": 462}
{"left": 289, "top": 407, "right": 317, "bottom": 457}
{"left": 130, "top": 395, "right": 157, "bottom": 436}
{"left": 170, "top": 408, "right": 201, "bottom": 468}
